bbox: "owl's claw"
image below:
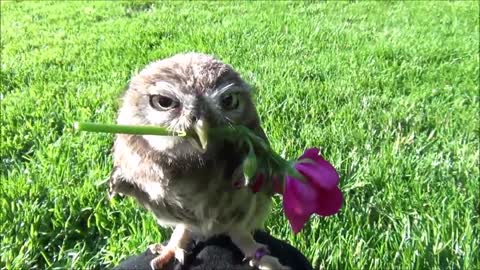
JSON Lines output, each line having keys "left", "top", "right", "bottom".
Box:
{"left": 148, "top": 242, "right": 187, "bottom": 270}
{"left": 229, "top": 231, "right": 290, "bottom": 270}
{"left": 248, "top": 255, "right": 291, "bottom": 270}
{"left": 244, "top": 246, "right": 290, "bottom": 270}
{"left": 243, "top": 246, "right": 269, "bottom": 262}
{"left": 148, "top": 244, "right": 175, "bottom": 270}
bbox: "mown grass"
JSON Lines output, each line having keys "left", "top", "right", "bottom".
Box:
{"left": 1, "top": 1, "right": 479, "bottom": 269}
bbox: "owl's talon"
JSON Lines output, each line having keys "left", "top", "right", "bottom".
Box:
{"left": 244, "top": 246, "right": 270, "bottom": 262}
{"left": 148, "top": 243, "right": 164, "bottom": 254}
{"left": 248, "top": 255, "right": 291, "bottom": 270}
{"left": 229, "top": 232, "right": 289, "bottom": 270}
{"left": 243, "top": 245, "right": 290, "bottom": 270}
{"left": 148, "top": 244, "right": 175, "bottom": 270}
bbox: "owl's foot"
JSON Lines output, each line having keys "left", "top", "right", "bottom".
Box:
{"left": 149, "top": 243, "right": 186, "bottom": 270}
{"left": 245, "top": 245, "right": 290, "bottom": 270}
{"left": 149, "top": 244, "right": 174, "bottom": 270}
{"left": 149, "top": 224, "right": 190, "bottom": 270}
{"left": 229, "top": 231, "right": 290, "bottom": 270}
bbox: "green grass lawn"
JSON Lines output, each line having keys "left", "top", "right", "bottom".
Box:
{"left": 1, "top": 1, "right": 479, "bottom": 269}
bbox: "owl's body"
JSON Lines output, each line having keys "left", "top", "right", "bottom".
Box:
{"left": 109, "top": 53, "right": 287, "bottom": 269}
{"left": 111, "top": 132, "right": 271, "bottom": 236}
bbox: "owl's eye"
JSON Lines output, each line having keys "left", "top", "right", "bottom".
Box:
{"left": 149, "top": 95, "right": 179, "bottom": 110}
{"left": 220, "top": 93, "right": 240, "bottom": 110}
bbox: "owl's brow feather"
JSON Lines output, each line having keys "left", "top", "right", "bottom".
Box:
{"left": 154, "top": 81, "right": 176, "bottom": 90}
{"left": 150, "top": 81, "right": 186, "bottom": 98}
{"left": 210, "top": 82, "right": 250, "bottom": 98}
{"left": 217, "top": 82, "right": 235, "bottom": 93}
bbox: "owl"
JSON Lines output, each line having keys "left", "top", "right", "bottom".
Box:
{"left": 108, "top": 53, "right": 289, "bottom": 270}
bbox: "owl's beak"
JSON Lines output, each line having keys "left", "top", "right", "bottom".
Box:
{"left": 192, "top": 119, "right": 209, "bottom": 152}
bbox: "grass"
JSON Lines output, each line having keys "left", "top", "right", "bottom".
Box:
{"left": 1, "top": 1, "right": 478, "bottom": 269}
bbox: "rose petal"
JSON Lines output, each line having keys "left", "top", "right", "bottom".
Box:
{"left": 286, "top": 176, "right": 318, "bottom": 214}
{"left": 273, "top": 175, "right": 284, "bottom": 194}
{"left": 283, "top": 182, "right": 310, "bottom": 233}
{"left": 295, "top": 159, "right": 339, "bottom": 190}
{"left": 233, "top": 179, "right": 243, "bottom": 189}
{"left": 285, "top": 207, "right": 310, "bottom": 234}
{"left": 282, "top": 147, "right": 343, "bottom": 234}
{"left": 283, "top": 177, "right": 318, "bottom": 234}
{"left": 299, "top": 147, "right": 320, "bottom": 161}
{"left": 314, "top": 186, "right": 343, "bottom": 216}
{"left": 250, "top": 174, "right": 264, "bottom": 193}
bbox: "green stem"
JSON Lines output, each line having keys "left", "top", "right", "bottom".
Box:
{"left": 74, "top": 122, "right": 300, "bottom": 182}
{"left": 74, "top": 122, "right": 186, "bottom": 136}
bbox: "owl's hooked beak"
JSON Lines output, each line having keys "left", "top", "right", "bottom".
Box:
{"left": 190, "top": 119, "right": 209, "bottom": 152}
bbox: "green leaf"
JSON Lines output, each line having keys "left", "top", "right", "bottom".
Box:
{"left": 242, "top": 139, "right": 258, "bottom": 183}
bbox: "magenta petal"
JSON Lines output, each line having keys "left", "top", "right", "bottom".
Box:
{"left": 273, "top": 176, "right": 284, "bottom": 194}
{"left": 283, "top": 147, "right": 343, "bottom": 234}
{"left": 299, "top": 147, "right": 325, "bottom": 163}
{"left": 286, "top": 208, "right": 310, "bottom": 234}
{"left": 283, "top": 178, "right": 317, "bottom": 233}
{"left": 295, "top": 160, "right": 339, "bottom": 190}
{"left": 283, "top": 182, "right": 310, "bottom": 233}
{"left": 286, "top": 177, "right": 318, "bottom": 214}
{"left": 299, "top": 148, "right": 320, "bottom": 161}
{"left": 314, "top": 186, "right": 343, "bottom": 216}
{"left": 250, "top": 174, "right": 264, "bottom": 193}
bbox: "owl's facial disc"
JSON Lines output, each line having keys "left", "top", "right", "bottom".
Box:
{"left": 139, "top": 76, "right": 252, "bottom": 154}
{"left": 185, "top": 85, "right": 251, "bottom": 152}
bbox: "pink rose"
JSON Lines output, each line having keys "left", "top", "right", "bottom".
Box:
{"left": 282, "top": 148, "right": 343, "bottom": 234}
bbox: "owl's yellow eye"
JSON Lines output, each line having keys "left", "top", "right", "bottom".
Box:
{"left": 220, "top": 93, "right": 240, "bottom": 110}
{"left": 149, "top": 95, "right": 180, "bottom": 110}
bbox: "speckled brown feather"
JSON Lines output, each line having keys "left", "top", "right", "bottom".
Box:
{"left": 108, "top": 53, "right": 272, "bottom": 236}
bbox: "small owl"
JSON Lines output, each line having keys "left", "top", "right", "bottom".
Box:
{"left": 109, "top": 53, "right": 289, "bottom": 269}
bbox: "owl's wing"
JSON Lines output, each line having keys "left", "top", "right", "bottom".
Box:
{"left": 107, "top": 166, "right": 132, "bottom": 199}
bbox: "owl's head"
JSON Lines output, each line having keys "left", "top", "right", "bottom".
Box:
{"left": 118, "top": 53, "right": 260, "bottom": 152}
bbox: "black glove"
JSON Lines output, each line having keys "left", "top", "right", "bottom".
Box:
{"left": 113, "top": 230, "right": 313, "bottom": 270}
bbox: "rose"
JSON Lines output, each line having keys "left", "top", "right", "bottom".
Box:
{"left": 280, "top": 148, "right": 343, "bottom": 234}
